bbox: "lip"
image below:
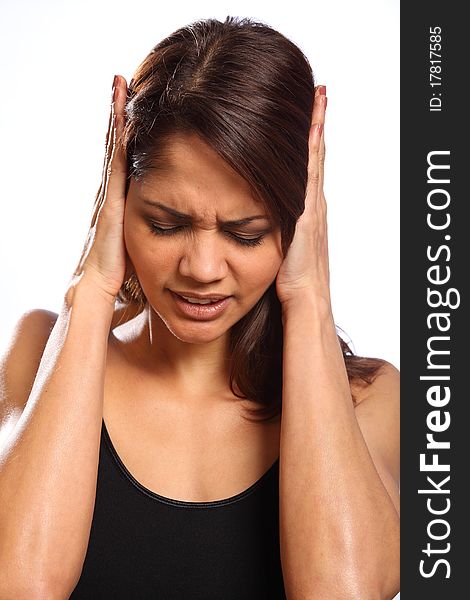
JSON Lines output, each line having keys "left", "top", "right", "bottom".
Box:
{"left": 169, "top": 290, "right": 232, "bottom": 320}
{"left": 171, "top": 290, "right": 230, "bottom": 300}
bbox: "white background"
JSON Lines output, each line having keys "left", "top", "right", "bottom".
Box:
{"left": 0, "top": 0, "right": 399, "bottom": 369}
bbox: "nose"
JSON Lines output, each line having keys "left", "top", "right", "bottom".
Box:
{"left": 178, "top": 231, "right": 229, "bottom": 283}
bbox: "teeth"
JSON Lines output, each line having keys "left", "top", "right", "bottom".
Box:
{"left": 181, "top": 295, "right": 219, "bottom": 304}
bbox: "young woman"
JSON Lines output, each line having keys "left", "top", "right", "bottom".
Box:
{"left": 0, "top": 16, "right": 400, "bottom": 600}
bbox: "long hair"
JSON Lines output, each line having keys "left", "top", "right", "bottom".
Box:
{"left": 116, "top": 16, "right": 387, "bottom": 421}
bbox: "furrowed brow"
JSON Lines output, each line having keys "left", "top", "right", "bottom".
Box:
{"left": 141, "top": 199, "right": 269, "bottom": 226}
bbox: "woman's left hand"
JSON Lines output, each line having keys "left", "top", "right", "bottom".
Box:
{"left": 275, "top": 85, "right": 331, "bottom": 312}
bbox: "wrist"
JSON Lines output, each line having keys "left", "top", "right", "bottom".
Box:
{"left": 65, "top": 272, "right": 117, "bottom": 314}
{"left": 281, "top": 289, "right": 334, "bottom": 323}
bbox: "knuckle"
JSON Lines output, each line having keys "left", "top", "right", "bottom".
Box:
{"left": 308, "top": 171, "right": 320, "bottom": 184}
{"left": 106, "top": 163, "right": 125, "bottom": 179}
{"left": 103, "top": 149, "right": 112, "bottom": 169}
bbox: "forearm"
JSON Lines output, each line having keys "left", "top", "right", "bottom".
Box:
{"left": 0, "top": 279, "right": 115, "bottom": 596}
{"left": 279, "top": 296, "right": 399, "bottom": 599}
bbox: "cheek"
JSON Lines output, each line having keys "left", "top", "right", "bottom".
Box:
{"left": 241, "top": 242, "right": 283, "bottom": 293}
{"left": 126, "top": 237, "right": 174, "bottom": 281}
{"left": 123, "top": 218, "right": 145, "bottom": 268}
{"left": 123, "top": 217, "right": 170, "bottom": 278}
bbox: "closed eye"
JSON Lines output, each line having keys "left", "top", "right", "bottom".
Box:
{"left": 147, "top": 222, "right": 265, "bottom": 247}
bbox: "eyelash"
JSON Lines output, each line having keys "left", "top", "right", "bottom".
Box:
{"left": 147, "top": 222, "right": 265, "bottom": 247}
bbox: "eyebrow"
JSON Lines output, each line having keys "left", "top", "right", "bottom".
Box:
{"left": 141, "top": 199, "right": 270, "bottom": 227}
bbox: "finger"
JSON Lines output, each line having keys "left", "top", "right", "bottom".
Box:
{"left": 318, "top": 91, "right": 327, "bottom": 193}
{"left": 318, "top": 130, "right": 326, "bottom": 193}
{"left": 101, "top": 78, "right": 121, "bottom": 196}
{"left": 307, "top": 87, "right": 325, "bottom": 187}
{"left": 90, "top": 78, "right": 118, "bottom": 228}
{"left": 309, "top": 86, "right": 327, "bottom": 195}
{"left": 311, "top": 84, "right": 326, "bottom": 129}
{"left": 103, "top": 76, "right": 128, "bottom": 209}
{"left": 306, "top": 120, "right": 323, "bottom": 204}
{"left": 93, "top": 75, "right": 128, "bottom": 226}
{"left": 305, "top": 86, "right": 328, "bottom": 220}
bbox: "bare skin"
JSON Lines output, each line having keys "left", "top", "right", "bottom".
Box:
{"left": 0, "top": 74, "right": 399, "bottom": 599}
{"left": 3, "top": 304, "right": 282, "bottom": 506}
{"left": 103, "top": 310, "right": 283, "bottom": 503}
{"left": 99, "top": 99, "right": 288, "bottom": 500}
{"left": 2, "top": 302, "right": 371, "bottom": 507}
{"left": 1, "top": 74, "right": 287, "bottom": 510}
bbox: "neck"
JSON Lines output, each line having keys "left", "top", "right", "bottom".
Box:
{"left": 113, "top": 304, "right": 234, "bottom": 398}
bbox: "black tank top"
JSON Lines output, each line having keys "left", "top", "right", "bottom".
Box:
{"left": 69, "top": 419, "right": 286, "bottom": 599}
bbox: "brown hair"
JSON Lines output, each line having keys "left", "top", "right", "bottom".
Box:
{"left": 116, "top": 15, "right": 387, "bottom": 421}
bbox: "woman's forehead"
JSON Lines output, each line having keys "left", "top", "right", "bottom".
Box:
{"left": 144, "top": 132, "right": 247, "bottom": 186}
{"left": 135, "top": 133, "right": 270, "bottom": 217}
{"left": 134, "top": 182, "right": 271, "bottom": 227}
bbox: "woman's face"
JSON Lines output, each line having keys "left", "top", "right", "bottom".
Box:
{"left": 124, "top": 132, "right": 283, "bottom": 344}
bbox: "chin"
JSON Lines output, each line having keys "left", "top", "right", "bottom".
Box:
{"left": 172, "top": 328, "right": 228, "bottom": 345}
{"left": 153, "top": 308, "right": 232, "bottom": 344}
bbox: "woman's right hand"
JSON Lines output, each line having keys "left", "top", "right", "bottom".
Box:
{"left": 69, "top": 75, "right": 130, "bottom": 306}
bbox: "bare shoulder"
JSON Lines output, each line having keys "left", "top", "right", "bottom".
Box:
{"left": 352, "top": 360, "right": 400, "bottom": 488}
{"left": 352, "top": 359, "right": 400, "bottom": 407}
{"left": 0, "top": 309, "right": 60, "bottom": 443}
{"left": 1, "top": 309, "right": 60, "bottom": 389}
{"left": 0, "top": 302, "right": 140, "bottom": 405}
{"left": 0, "top": 303, "right": 141, "bottom": 448}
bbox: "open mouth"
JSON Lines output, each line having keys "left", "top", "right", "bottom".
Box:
{"left": 170, "top": 290, "right": 232, "bottom": 320}
{"left": 175, "top": 293, "right": 224, "bottom": 305}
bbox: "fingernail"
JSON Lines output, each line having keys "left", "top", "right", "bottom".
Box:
{"left": 319, "top": 85, "right": 326, "bottom": 95}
